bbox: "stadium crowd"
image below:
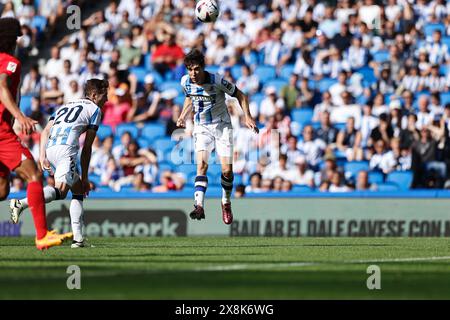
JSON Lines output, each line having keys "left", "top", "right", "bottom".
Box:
{"left": 5, "top": 0, "right": 450, "bottom": 194}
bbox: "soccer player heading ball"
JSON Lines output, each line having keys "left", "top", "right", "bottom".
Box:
{"left": 0, "top": 18, "right": 71, "bottom": 249}
{"left": 176, "top": 49, "right": 259, "bottom": 224}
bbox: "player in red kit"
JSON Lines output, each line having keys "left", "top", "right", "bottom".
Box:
{"left": 0, "top": 18, "right": 71, "bottom": 250}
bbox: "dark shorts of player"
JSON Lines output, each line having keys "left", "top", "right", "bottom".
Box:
{"left": 0, "top": 130, "right": 34, "bottom": 178}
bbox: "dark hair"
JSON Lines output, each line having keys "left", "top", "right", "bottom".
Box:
{"left": 0, "top": 18, "right": 22, "bottom": 53}
{"left": 84, "top": 78, "right": 109, "bottom": 96}
{"left": 184, "top": 49, "right": 205, "bottom": 68}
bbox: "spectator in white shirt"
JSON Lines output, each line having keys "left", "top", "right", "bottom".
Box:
{"left": 259, "top": 86, "right": 285, "bottom": 123}
{"left": 236, "top": 64, "right": 260, "bottom": 95}
{"left": 297, "top": 125, "right": 326, "bottom": 167}
{"left": 291, "top": 156, "right": 315, "bottom": 187}
{"left": 424, "top": 30, "right": 449, "bottom": 65}
{"left": 44, "top": 46, "right": 64, "bottom": 79}
{"left": 245, "top": 172, "right": 263, "bottom": 193}
{"left": 329, "top": 71, "right": 348, "bottom": 106}
{"left": 416, "top": 95, "right": 433, "bottom": 129}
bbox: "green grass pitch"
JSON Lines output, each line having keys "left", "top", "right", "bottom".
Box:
{"left": 1, "top": 237, "right": 450, "bottom": 299}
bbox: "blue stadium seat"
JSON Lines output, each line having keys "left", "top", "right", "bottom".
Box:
{"left": 441, "top": 92, "right": 450, "bottom": 105}
{"left": 175, "top": 94, "right": 185, "bottom": 106}
{"left": 137, "top": 137, "right": 150, "bottom": 149}
{"left": 158, "top": 161, "right": 174, "bottom": 173}
{"left": 96, "top": 124, "right": 113, "bottom": 141}
{"left": 376, "top": 183, "right": 399, "bottom": 192}
{"left": 231, "top": 65, "right": 243, "bottom": 79}
{"left": 206, "top": 65, "right": 220, "bottom": 74}
{"left": 31, "top": 15, "right": 47, "bottom": 33}
{"left": 442, "top": 37, "right": 450, "bottom": 52}
{"left": 424, "top": 23, "right": 446, "bottom": 37}
{"left": 159, "top": 81, "right": 182, "bottom": 94}
{"left": 368, "top": 171, "right": 384, "bottom": 185}
{"left": 250, "top": 93, "right": 265, "bottom": 109}
{"left": 291, "top": 185, "right": 313, "bottom": 192}
{"left": 234, "top": 174, "right": 243, "bottom": 185}
{"left": 89, "top": 174, "right": 101, "bottom": 187}
{"left": 19, "top": 95, "right": 33, "bottom": 116}
{"left": 208, "top": 164, "right": 222, "bottom": 180}
{"left": 254, "top": 65, "right": 276, "bottom": 82}
{"left": 334, "top": 122, "right": 346, "bottom": 131}
{"left": 129, "top": 67, "right": 147, "bottom": 84}
{"left": 317, "top": 78, "right": 337, "bottom": 92}
{"left": 116, "top": 123, "right": 139, "bottom": 140}
{"left": 154, "top": 137, "right": 176, "bottom": 161}
{"left": 177, "top": 164, "right": 197, "bottom": 179}
{"left": 344, "top": 161, "right": 370, "bottom": 178}
{"left": 356, "top": 66, "right": 377, "bottom": 86}
{"left": 373, "top": 50, "right": 390, "bottom": 63}
{"left": 141, "top": 123, "right": 166, "bottom": 140}
{"left": 386, "top": 171, "right": 413, "bottom": 191}
{"left": 263, "top": 79, "right": 288, "bottom": 94}
{"left": 280, "top": 64, "right": 295, "bottom": 80}
{"left": 291, "top": 109, "right": 313, "bottom": 125}
{"left": 144, "top": 53, "right": 153, "bottom": 71}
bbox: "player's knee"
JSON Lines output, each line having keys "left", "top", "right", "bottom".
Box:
{"left": 198, "top": 162, "right": 208, "bottom": 174}
{"left": 222, "top": 170, "right": 233, "bottom": 179}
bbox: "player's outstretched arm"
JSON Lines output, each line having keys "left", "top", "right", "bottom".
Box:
{"left": 176, "top": 96, "right": 192, "bottom": 128}
{"left": 80, "top": 129, "right": 97, "bottom": 196}
{"left": 235, "top": 88, "right": 259, "bottom": 134}
{"left": 39, "top": 120, "right": 53, "bottom": 171}
{"left": 0, "top": 73, "right": 37, "bottom": 135}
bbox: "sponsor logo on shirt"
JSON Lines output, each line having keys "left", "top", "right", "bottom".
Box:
{"left": 6, "top": 62, "right": 17, "bottom": 73}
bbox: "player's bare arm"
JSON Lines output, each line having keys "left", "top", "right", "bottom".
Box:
{"left": 80, "top": 129, "right": 97, "bottom": 196}
{"left": 0, "top": 73, "right": 37, "bottom": 135}
{"left": 234, "top": 88, "right": 259, "bottom": 134}
{"left": 39, "top": 120, "right": 54, "bottom": 172}
{"left": 176, "top": 96, "right": 192, "bottom": 128}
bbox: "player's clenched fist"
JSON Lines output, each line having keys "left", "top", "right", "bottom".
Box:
{"left": 17, "top": 114, "right": 38, "bottom": 135}
{"left": 176, "top": 117, "right": 186, "bottom": 128}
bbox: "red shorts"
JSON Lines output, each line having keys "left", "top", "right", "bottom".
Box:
{"left": 0, "top": 130, "right": 34, "bottom": 178}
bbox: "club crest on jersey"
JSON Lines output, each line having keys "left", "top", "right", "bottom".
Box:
{"left": 7, "top": 62, "right": 17, "bottom": 73}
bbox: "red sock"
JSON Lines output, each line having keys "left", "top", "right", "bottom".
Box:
{"left": 27, "top": 181, "right": 48, "bottom": 239}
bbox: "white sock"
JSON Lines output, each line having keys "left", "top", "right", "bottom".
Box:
{"left": 70, "top": 195, "right": 84, "bottom": 242}
{"left": 221, "top": 174, "right": 233, "bottom": 204}
{"left": 20, "top": 186, "right": 61, "bottom": 209}
{"left": 194, "top": 175, "right": 208, "bottom": 207}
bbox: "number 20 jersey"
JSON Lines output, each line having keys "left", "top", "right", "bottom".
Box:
{"left": 47, "top": 98, "right": 101, "bottom": 154}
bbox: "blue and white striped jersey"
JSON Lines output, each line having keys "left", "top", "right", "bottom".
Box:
{"left": 47, "top": 98, "right": 101, "bottom": 152}
{"left": 181, "top": 72, "right": 236, "bottom": 125}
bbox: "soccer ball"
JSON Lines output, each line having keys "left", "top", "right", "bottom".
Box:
{"left": 195, "top": 0, "right": 220, "bottom": 23}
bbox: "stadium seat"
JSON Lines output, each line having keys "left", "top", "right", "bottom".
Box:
{"left": 19, "top": 95, "right": 33, "bottom": 116}
{"left": 31, "top": 15, "right": 47, "bottom": 33}
{"left": 231, "top": 65, "right": 243, "bottom": 79}
{"left": 159, "top": 81, "right": 182, "bottom": 94}
{"left": 89, "top": 174, "right": 101, "bottom": 187}
{"left": 254, "top": 65, "right": 276, "bottom": 82}
{"left": 386, "top": 171, "right": 413, "bottom": 191}
{"left": 441, "top": 92, "right": 450, "bottom": 105}
{"left": 234, "top": 174, "right": 243, "bottom": 185}
{"left": 141, "top": 123, "right": 166, "bottom": 140}
{"left": 250, "top": 93, "right": 265, "bottom": 109}
{"left": 206, "top": 65, "right": 220, "bottom": 74}
{"left": 373, "top": 50, "right": 390, "bottom": 63}
{"left": 424, "top": 23, "right": 446, "bottom": 37}
{"left": 317, "top": 78, "right": 338, "bottom": 93}
{"left": 377, "top": 182, "right": 399, "bottom": 192}
{"left": 97, "top": 124, "right": 113, "bottom": 141}
{"left": 129, "top": 67, "right": 147, "bottom": 84}
{"left": 334, "top": 122, "right": 346, "bottom": 131}
{"left": 280, "top": 64, "right": 295, "bottom": 80}
{"left": 344, "top": 161, "right": 370, "bottom": 178}
{"left": 137, "top": 137, "right": 150, "bottom": 149}
{"left": 291, "top": 109, "right": 313, "bottom": 125}
{"left": 158, "top": 161, "right": 174, "bottom": 173}
{"left": 154, "top": 137, "right": 176, "bottom": 161}
{"left": 177, "top": 164, "right": 197, "bottom": 179}
{"left": 291, "top": 185, "right": 313, "bottom": 192}
{"left": 116, "top": 123, "right": 139, "bottom": 139}
{"left": 368, "top": 171, "right": 384, "bottom": 185}
{"left": 356, "top": 67, "right": 376, "bottom": 86}
{"left": 144, "top": 53, "right": 153, "bottom": 71}
{"left": 263, "top": 79, "right": 288, "bottom": 94}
